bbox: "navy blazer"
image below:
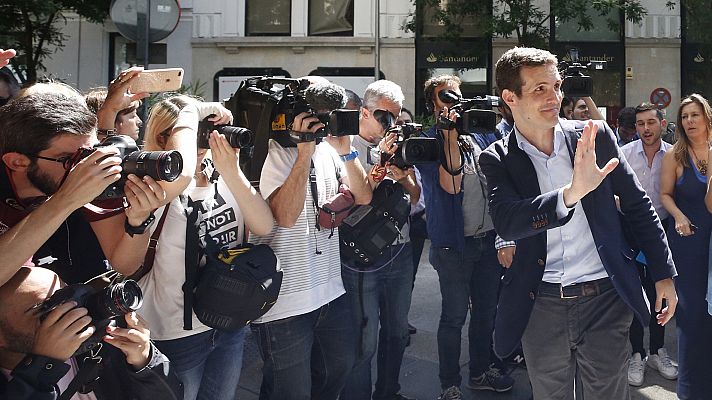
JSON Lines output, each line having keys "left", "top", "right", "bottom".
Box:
{"left": 479, "top": 119, "right": 677, "bottom": 358}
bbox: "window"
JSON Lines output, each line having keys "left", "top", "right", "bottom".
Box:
{"left": 246, "top": 0, "right": 291, "bottom": 36}
{"left": 309, "top": 0, "right": 354, "bottom": 36}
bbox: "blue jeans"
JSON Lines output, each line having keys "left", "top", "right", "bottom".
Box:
{"left": 429, "top": 232, "right": 503, "bottom": 389}
{"left": 252, "top": 293, "right": 356, "bottom": 400}
{"left": 154, "top": 328, "right": 247, "bottom": 400}
{"left": 340, "top": 243, "right": 414, "bottom": 400}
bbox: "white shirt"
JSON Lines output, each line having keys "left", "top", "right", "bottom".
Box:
{"left": 514, "top": 123, "right": 608, "bottom": 286}
{"left": 620, "top": 139, "right": 671, "bottom": 220}
{"left": 139, "top": 176, "right": 245, "bottom": 340}
{"left": 250, "top": 139, "right": 345, "bottom": 323}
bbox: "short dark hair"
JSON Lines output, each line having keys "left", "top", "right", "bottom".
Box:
{"left": 423, "top": 75, "right": 460, "bottom": 113}
{"left": 617, "top": 107, "right": 637, "bottom": 129}
{"left": 85, "top": 87, "right": 140, "bottom": 123}
{"left": 304, "top": 81, "right": 346, "bottom": 112}
{"left": 0, "top": 92, "right": 96, "bottom": 156}
{"left": 400, "top": 107, "right": 414, "bottom": 121}
{"left": 635, "top": 102, "right": 664, "bottom": 121}
{"left": 344, "top": 89, "right": 362, "bottom": 109}
{"left": 495, "top": 47, "right": 558, "bottom": 97}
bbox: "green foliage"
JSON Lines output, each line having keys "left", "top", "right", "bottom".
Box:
{"left": 405, "top": 0, "right": 649, "bottom": 47}
{"left": 0, "top": 0, "right": 111, "bottom": 84}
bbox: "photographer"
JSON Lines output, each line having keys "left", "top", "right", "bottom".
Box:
{"left": 249, "top": 80, "right": 372, "bottom": 400}
{"left": 108, "top": 94, "right": 272, "bottom": 400}
{"left": 85, "top": 68, "right": 148, "bottom": 141}
{"left": 0, "top": 267, "right": 182, "bottom": 400}
{"left": 420, "top": 75, "right": 514, "bottom": 400}
{"left": 0, "top": 84, "right": 167, "bottom": 288}
{"left": 339, "top": 80, "right": 419, "bottom": 400}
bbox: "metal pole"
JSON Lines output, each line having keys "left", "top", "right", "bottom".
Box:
{"left": 144, "top": 0, "right": 151, "bottom": 68}
{"left": 374, "top": 0, "right": 380, "bottom": 81}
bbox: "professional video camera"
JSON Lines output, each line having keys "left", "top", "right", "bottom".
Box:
{"left": 33, "top": 279, "right": 143, "bottom": 356}
{"left": 74, "top": 135, "right": 183, "bottom": 201}
{"left": 436, "top": 90, "right": 500, "bottom": 134}
{"left": 559, "top": 47, "right": 606, "bottom": 98}
{"left": 197, "top": 116, "right": 254, "bottom": 149}
{"left": 368, "top": 123, "right": 440, "bottom": 169}
{"left": 223, "top": 76, "right": 360, "bottom": 183}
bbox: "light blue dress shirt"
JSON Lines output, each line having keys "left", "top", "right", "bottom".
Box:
{"left": 620, "top": 139, "right": 671, "bottom": 221}
{"left": 514, "top": 123, "right": 608, "bottom": 286}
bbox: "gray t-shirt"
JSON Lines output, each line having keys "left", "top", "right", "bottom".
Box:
{"left": 462, "top": 139, "right": 494, "bottom": 236}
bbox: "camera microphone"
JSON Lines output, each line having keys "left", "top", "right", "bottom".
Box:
{"left": 438, "top": 90, "right": 460, "bottom": 104}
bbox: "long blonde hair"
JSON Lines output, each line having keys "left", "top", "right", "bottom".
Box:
{"left": 673, "top": 93, "right": 712, "bottom": 167}
{"left": 143, "top": 94, "right": 197, "bottom": 151}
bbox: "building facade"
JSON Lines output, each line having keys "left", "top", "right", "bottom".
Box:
{"left": 40, "top": 0, "right": 707, "bottom": 123}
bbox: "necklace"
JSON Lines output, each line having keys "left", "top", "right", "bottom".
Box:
{"left": 691, "top": 147, "right": 708, "bottom": 176}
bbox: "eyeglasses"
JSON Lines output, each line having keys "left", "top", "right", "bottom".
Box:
{"left": 28, "top": 153, "right": 76, "bottom": 170}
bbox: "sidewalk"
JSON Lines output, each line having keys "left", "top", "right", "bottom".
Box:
{"left": 237, "top": 240, "right": 679, "bottom": 399}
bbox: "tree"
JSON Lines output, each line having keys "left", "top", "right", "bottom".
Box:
{"left": 0, "top": 0, "right": 111, "bottom": 84}
{"left": 406, "top": 0, "right": 651, "bottom": 47}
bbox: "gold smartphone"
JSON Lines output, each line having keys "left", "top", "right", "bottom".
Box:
{"left": 129, "top": 68, "right": 184, "bottom": 93}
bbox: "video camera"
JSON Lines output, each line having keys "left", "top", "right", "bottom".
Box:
{"left": 559, "top": 47, "right": 606, "bottom": 98}
{"left": 76, "top": 136, "right": 183, "bottom": 201}
{"left": 223, "top": 76, "right": 360, "bottom": 183}
{"left": 197, "top": 116, "right": 254, "bottom": 150}
{"left": 368, "top": 123, "right": 440, "bottom": 169}
{"left": 436, "top": 91, "right": 500, "bottom": 134}
{"left": 33, "top": 280, "right": 143, "bottom": 356}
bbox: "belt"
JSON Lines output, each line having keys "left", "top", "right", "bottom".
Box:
{"left": 467, "top": 230, "right": 494, "bottom": 239}
{"left": 538, "top": 277, "right": 613, "bottom": 299}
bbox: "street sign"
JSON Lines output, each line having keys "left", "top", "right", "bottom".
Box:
{"left": 110, "top": 0, "right": 180, "bottom": 43}
{"left": 650, "top": 87, "right": 672, "bottom": 109}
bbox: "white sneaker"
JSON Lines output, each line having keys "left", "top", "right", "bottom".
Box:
{"left": 628, "top": 353, "right": 645, "bottom": 386}
{"left": 647, "top": 348, "right": 678, "bottom": 380}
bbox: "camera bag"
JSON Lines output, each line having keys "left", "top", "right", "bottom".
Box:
{"left": 182, "top": 192, "right": 282, "bottom": 331}
{"left": 339, "top": 179, "right": 410, "bottom": 268}
{"left": 309, "top": 160, "right": 355, "bottom": 237}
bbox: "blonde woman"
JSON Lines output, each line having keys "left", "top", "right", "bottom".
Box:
{"left": 660, "top": 93, "right": 712, "bottom": 399}
{"left": 114, "top": 95, "right": 274, "bottom": 400}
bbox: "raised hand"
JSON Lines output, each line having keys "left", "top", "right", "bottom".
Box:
{"left": 124, "top": 175, "right": 167, "bottom": 226}
{"left": 209, "top": 131, "right": 240, "bottom": 178}
{"left": 54, "top": 148, "right": 123, "bottom": 208}
{"left": 32, "top": 301, "right": 95, "bottom": 361}
{"left": 0, "top": 49, "right": 16, "bottom": 68}
{"left": 563, "top": 120, "right": 619, "bottom": 207}
{"left": 104, "top": 312, "right": 152, "bottom": 370}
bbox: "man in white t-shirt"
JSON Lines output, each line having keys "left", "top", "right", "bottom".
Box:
{"left": 250, "top": 80, "right": 372, "bottom": 400}
{"left": 339, "top": 80, "right": 420, "bottom": 400}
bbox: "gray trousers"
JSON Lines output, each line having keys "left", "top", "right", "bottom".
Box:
{"left": 522, "top": 280, "right": 633, "bottom": 400}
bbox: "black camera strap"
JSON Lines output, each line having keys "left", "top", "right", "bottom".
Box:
{"left": 182, "top": 194, "right": 202, "bottom": 331}
{"left": 58, "top": 347, "right": 102, "bottom": 400}
{"left": 309, "top": 160, "right": 320, "bottom": 231}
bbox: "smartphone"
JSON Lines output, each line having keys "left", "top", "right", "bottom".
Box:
{"left": 129, "top": 68, "right": 184, "bottom": 93}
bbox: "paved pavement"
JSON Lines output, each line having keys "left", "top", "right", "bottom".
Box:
{"left": 237, "top": 240, "right": 680, "bottom": 399}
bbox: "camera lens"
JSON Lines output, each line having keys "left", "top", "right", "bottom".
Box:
{"left": 85, "top": 280, "right": 143, "bottom": 321}
{"left": 216, "top": 125, "right": 254, "bottom": 148}
{"left": 123, "top": 150, "right": 183, "bottom": 182}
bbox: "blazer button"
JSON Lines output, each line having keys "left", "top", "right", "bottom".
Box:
{"left": 537, "top": 259, "right": 545, "bottom": 267}
{"left": 529, "top": 291, "right": 536, "bottom": 300}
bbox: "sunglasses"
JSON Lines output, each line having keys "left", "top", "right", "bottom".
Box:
{"left": 372, "top": 109, "right": 397, "bottom": 131}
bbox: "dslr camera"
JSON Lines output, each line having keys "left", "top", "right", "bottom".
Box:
{"left": 368, "top": 123, "right": 440, "bottom": 169}
{"left": 76, "top": 136, "right": 183, "bottom": 201}
{"left": 436, "top": 90, "right": 500, "bottom": 134}
{"left": 559, "top": 47, "right": 606, "bottom": 98}
{"left": 197, "top": 116, "right": 254, "bottom": 150}
{"left": 33, "top": 280, "right": 143, "bottom": 356}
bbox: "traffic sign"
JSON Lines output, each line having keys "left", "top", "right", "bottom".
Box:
{"left": 650, "top": 88, "right": 672, "bottom": 109}
{"left": 110, "top": 0, "right": 180, "bottom": 43}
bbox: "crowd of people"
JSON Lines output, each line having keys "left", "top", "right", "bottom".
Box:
{"left": 0, "top": 44, "right": 711, "bottom": 400}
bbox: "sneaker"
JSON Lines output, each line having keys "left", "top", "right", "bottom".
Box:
{"left": 628, "top": 352, "right": 645, "bottom": 386}
{"left": 467, "top": 366, "right": 514, "bottom": 392}
{"left": 437, "top": 386, "right": 462, "bottom": 400}
{"left": 647, "top": 348, "right": 678, "bottom": 380}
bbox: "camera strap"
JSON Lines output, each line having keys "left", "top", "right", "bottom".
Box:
{"left": 127, "top": 203, "right": 171, "bottom": 282}
{"left": 58, "top": 348, "right": 102, "bottom": 400}
{"left": 182, "top": 194, "right": 202, "bottom": 331}
{"left": 309, "top": 160, "right": 320, "bottom": 231}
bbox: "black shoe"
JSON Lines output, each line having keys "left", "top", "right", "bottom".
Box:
{"left": 408, "top": 322, "right": 417, "bottom": 334}
{"left": 406, "top": 334, "right": 411, "bottom": 347}
{"left": 391, "top": 394, "right": 416, "bottom": 400}
{"left": 466, "top": 366, "right": 515, "bottom": 393}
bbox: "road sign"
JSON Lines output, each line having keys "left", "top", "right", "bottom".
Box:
{"left": 650, "top": 88, "right": 672, "bottom": 109}
{"left": 110, "top": 0, "right": 180, "bottom": 43}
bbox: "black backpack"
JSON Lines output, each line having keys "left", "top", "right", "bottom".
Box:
{"left": 339, "top": 179, "right": 411, "bottom": 268}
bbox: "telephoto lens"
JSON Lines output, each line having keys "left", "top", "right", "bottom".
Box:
{"left": 123, "top": 150, "right": 183, "bottom": 182}
{"left": 215, "top": 125, "right": 254, "bottom": 148}
{"left": 84, "top": 280, "right": 144, "bottom": 321}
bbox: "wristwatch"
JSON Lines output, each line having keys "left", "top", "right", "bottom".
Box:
{"left": 125, "top": 213, "right": 156, "bottom": 237}
{"left": 339, "top": 149, "right": 359, "bottom": 162}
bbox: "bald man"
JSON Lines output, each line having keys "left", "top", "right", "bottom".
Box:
{"left": 0, "top": 267, "right": 182, "bottom": 400}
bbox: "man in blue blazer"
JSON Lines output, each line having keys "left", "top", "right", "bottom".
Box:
{"left": 479, "top": 47, "right": 678, "bottom": 400}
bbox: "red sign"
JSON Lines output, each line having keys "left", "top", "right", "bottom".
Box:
{"left": 650, "top": 88, "right": 672, "bottom": 109}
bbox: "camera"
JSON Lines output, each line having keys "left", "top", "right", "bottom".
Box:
{"left": 368, "top": 123, "right": 440, "bottom": 169}
{"left": 559, "top": 47, "right": 606, "bottom": 97}
{"left": 436, "top": 90, "right": 500, "bottom": 134}
{"left": 197, "top": 116, "right": 254, "bottom": 149}
{"left": 34, "top": 280, "right": 143, "bottom": 356}
{"left": 76, "top": 136, "right": 183, "bottom": 201}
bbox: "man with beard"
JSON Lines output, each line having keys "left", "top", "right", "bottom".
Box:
{"left": 621, "top": 102, "right": 678, "bottom": 386}
{"left": 0, "top": 84, "right": 179, "bottom": 287}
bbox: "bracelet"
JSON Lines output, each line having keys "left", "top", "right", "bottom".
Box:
{"left": 125, "top": 213, "right": 156, "bottom": 237}
{"left": 97, "top": 128, "right": 116, "bottom": 137}
{"left": 339, "top": 149, "right": 359, "bottom": 162}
